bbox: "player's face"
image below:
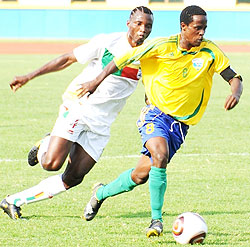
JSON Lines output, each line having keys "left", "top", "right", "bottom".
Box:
{"left": 180, "top": 15, "right": 207, "bottom": 50}
{"left": 127, "top": 12, "right": 153, "bottom": 47}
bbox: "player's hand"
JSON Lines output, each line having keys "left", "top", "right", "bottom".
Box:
{"left": 10, "top": 75, "right": 30, "bottom": 92}
{"left": 224, "top": 94, "right": 239, "bottom": 111}
{"left": 77, "top": 81, "right": 98, "bottom": 98}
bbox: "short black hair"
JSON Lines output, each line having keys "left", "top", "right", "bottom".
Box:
{"left": 180, "top": 5, "right": 206, "bottom": 25}
{"left": 130, "top": 6, "right": 153, "bottom": 19}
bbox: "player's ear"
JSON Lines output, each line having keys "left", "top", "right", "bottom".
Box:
{"left": 127, "top": 20, "right": 131, "bottom": 27}
{"left": 180, "top": 22, "right": 187, "bottom": 31}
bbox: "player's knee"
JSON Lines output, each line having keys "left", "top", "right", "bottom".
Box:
{"left": 131, "top": 170, "right": 149, "bottom": 185}
{"left": 151, "top": 150, "right": 168, "bottom": 168}
{"left": 42, "top": 159, "right": 62, "bottom": 171}
{"left": 133, "top": 175, "right": 148, "bottom": 185}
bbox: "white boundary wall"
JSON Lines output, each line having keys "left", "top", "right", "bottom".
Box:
{"left": 106, "top": 0, "right": 149, "bottom": 7}
{"left": 18, "top": 0, "right": 149, "bottom": 7}
{"left": 18, "top": 0, "right": 238, "bottom": 9}
{"left": 19, "top": 0, "right": 71, "bottom": 6}
{"left": 184, "top": 0, "right": 236, "bottom": 9}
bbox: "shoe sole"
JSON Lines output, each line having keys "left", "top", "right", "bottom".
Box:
{"left": 0, "top": 201, "right": 21, "bottom": 220}
{"left": 27, "top": 133, "right": 50, "bottom": 167}
{"left": 146, "top": 229, "right": 163, "bottom": 238}
{"left": 27, "top": 145, "right": 40, "bottom": 166}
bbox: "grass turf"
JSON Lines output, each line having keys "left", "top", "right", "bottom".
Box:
{"left": 0, "top": 53, "right": 249, "bottom": 246}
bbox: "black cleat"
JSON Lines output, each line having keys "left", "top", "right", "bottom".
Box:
{"left": 146, "top": 219, "right": 163, "bottom": 237}
{"left": 28, "top": 133, "right": 50, "bottom": 166}
{"left": 83, "top": 183, "right": 105, "bottom": 221}
{"left": 0, "top": 198, "right": 22, "bottom": 220}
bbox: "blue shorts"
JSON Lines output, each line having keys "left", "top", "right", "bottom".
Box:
{"left": 136, "top": 104, "right": 189, "bottom": 162}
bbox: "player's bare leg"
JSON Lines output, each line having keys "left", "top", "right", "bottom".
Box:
{"left": 62, "top": 143, "right": 96, "bottom": 189}
{"left": 40, "top": 136, "right": 73, "bottom": 171}
{"left": 131, "top": 154, "right": 151, "bottom": 184}
{"left": 1, "top": 143, "right": 96, "bottom": 219}
{"left": 28, "top": 135, "right": 73, "bottom": 170}
{"left": 84, "top": 155, "right": 151, "bottom": 221}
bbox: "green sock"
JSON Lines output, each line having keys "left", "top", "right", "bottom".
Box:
{"left": 149, "top": 166, "right": 167, "bottom": 222}
{"left": 96, "top": 168, "right": 137, "bottom": 200}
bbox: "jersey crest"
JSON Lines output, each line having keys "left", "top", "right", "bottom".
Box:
{"left": 192, "top": 58, "right": 204, "bottom": 71}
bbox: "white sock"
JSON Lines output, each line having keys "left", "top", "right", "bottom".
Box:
{"left": 6, "top": 174, "right": 66, "bottom": 207}
{"left": 37, "top": 135, "right": 51, "bottom": 165}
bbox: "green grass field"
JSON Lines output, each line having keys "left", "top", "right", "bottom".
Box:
{"left": 0, "top": 52, "right": 249, "bottom": 247}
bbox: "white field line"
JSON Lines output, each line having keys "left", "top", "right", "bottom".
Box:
{"left": 101, "top": 152, "right": 250, "bottom": 159}
{"left": 0, "top": 159, "right": 27, "bottom": 163}
{"left": 0, "top": 152, "right": 250, "bottom": 163}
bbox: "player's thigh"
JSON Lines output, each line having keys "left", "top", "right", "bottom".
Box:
{"left": 68, "top": 143, "right": 96, "bottom": 176}
{"left": 62, "top": 131, "right": 108, "bottom": 186}
{"left": 146, "top": 136, "right": 169, "bottom": 168}
{"left": 44, "top": 136, "right": 73, "bottom": 166}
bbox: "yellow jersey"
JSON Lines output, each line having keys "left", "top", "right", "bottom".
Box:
{"left": 114, "top": 34, "right": 230, "bottom": 125}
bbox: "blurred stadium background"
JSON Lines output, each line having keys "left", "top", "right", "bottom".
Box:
{"left": 0, "top": 0, "right": 250, "bottom": 41}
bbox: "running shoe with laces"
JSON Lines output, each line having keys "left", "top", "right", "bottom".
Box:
{"left": 83, "top": 183, "right": 105, "bottom": 221}
{"left": 0, "top": 198, "right": 22, "bottom": 220}
{"left": 146, "top": 219, "right": 163, "bottom": 237}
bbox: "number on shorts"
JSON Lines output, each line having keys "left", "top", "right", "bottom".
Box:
{"left": 146, "top": 123, "right": 154, "bottom": 134}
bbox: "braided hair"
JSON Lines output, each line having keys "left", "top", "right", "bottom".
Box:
{"left": 130, "top": 6, "right": 153, "bottom": 19}
{"left": 180, "top": 5, "right": 206, "bottom": 25}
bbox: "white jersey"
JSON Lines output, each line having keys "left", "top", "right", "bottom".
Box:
{"left": 62, "top": 32, "right": 141, "bottom": 135}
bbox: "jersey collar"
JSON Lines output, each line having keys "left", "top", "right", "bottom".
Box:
{"left": 177, "top": 34, "right": 204, "bottom": 55}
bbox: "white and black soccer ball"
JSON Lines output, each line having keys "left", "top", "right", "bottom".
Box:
{"left": 172, "top": 212, "right": 208, "bottom": 245}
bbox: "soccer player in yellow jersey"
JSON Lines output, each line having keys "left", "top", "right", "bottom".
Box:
{"left": 83, "top": 5, "right": 243, "bottom": 237}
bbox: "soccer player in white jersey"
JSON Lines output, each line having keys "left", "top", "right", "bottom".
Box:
{"left": 0, "top": 6, "right": 153, "bottom": 220}
{"left": 82, "top": 5, "right": 243, "bottom": 238}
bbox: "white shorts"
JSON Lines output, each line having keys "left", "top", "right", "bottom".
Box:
{"left": 51, "top": 101, "right": 110, "bottom": 161}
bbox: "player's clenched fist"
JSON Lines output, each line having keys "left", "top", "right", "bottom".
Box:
{"left": 10, "top": 75, "right": 30, "bottom": 92}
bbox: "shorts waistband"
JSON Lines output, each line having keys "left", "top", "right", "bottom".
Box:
{"left": 150, "top": 104, "right": 189, "bottom": 128}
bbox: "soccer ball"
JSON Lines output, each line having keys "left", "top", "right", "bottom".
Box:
{"left": 172, "top": 212, "right": 207, "bottom": 245}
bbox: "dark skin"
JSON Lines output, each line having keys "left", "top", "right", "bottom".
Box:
{"left": 180, "top": 15, "right": 207, "bottom": 50}
{"left": 179, "top": 15, "right": 242, "bottom": 111}
{"left": 77, "top": 14, "right": 243, "bottom": 185}
{"left": 9, "top": 11, "right": 154, "bottom": 189}
{"left": 127, "top": 11, "right": 153, "bottom": 47}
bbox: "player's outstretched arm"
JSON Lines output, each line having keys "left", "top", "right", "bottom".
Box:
{"left": 9, "top": 52, "right": 77, "bottom": 92}
{"left": 224, "top": 77, "right": 243, "bottom": 111}
{"left": 77, "top": 60, "right": 118, "bottom": 98}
